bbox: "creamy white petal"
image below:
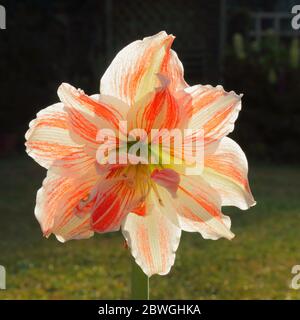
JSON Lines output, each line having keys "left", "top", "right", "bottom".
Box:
{"left": 176, "top": 175, "right": 235, "bottom": 240}
{"left": 35, "top": 169, "right": 98, "bottom": 241}
{"left": 203, "top": 137, "right": 256, "bottom": 209}
{"left": 122, "top": 192, "right": 181, "bottom": 277}
{"left": 100, "top": 31, "right": 186, "bottom": 105}
{"left": 185, "top": 85, "right": 242, "bottom": 143}
{"left": 25, "top": 102, "right": 94, "bottom": 172}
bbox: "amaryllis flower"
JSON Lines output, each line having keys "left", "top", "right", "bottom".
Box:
{"left": 25, "top": 31, "right": 255, "bottom": 277}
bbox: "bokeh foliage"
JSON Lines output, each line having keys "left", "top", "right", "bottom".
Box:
{"left": 225, "top": 32, "right": 300, "bottom": 162}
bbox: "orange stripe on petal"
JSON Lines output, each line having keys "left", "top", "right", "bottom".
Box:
{"left": 101, "top": 32, "right": 184, "bottom": 106}
{"left": 185, "top": 85, "right": 242, "bottom": 144}
{"left": 35, "top": 170, "right": 98, "bottom": 242}
{"left": 178, "top": 184, "right": 221, "bottom": 219}
{"left": 176, "top": 175, "right": 234, "bottom": 240}
{"left": 122, "top": 196, "right": 181, "bottom": 277}
{"left": 25, "top": 102, "right": 95, "bottom": 173}
{"left": 203, "top": 137, "right": 256, "bottom": 210}
{"left": 136, "top": 223, "right": 155, "bottom": 273}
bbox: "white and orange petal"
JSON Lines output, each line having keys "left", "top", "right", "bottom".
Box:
{"left": 176, "top": 175, "right": 235, "bottom": 240}
{"left": 35, "top": 168, "right": 99, "bottom": 242}
{"left": 122, "top": 192, "right": 181, "bottom": 277}
{"left": 57, "top": 83, "right": 128, "bottom": 155}
{"left": 25, "top": 102, "right": 94, "bottom": 173}
{"left": 90, "top": 179, "right": 131, "bottom": 233}
{"left": 100, "top": 31, "right": 186, "bottom": 106}
{"left": 126, "top": 75, "right": 181, "bottom": 133}
{"left": 163, "top": 49, "right": 187, "bottom": 93}
{"left": 184, "top": 84, "right": 242, "bottom": 144}
{"left": 203, "top": 137, "right": 256, "bottom": 210}
{"left": 90, "top": 166, "right": 150, "bottom": 233}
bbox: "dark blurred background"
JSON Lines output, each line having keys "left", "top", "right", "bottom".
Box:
{"left": 1, "top": 0, "right": 300, "bottom": 299}
{"left": 0, "top": 0, "right": 299, "bottom": 162}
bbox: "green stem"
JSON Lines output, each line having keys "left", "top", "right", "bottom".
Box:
{"left": 131, "top": 260, "right": 149, "bottom": 300}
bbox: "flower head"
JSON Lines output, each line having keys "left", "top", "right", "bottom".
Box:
{"left": 25, "top": 31, "right": 255, "bottom": 276}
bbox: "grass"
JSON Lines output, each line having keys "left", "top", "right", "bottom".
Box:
{"left": 0, "top": 155, "right": 300, "bottom": 299}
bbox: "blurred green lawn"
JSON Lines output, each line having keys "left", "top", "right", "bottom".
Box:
{"left": 0, "top": 155, "right": 300, "bottom": 299}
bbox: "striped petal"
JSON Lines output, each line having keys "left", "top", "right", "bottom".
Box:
{"left": 203, "top": 137, "right": 256, "bottom": 210}
{"left": 127, "top": 77, "right": 180, "bottom": 133}
{"left": 91, "top": 167, "right": 149, "bottom": 233}
{"left": 100, "top": 31, "right": 186, "bottom": 106}
{"left": 25, "top": 102, "right": 94, "bottom": 172}
{"left": 57, "top": 83, "right": 128, "bottom": 154}
{"left": 185, "top": 85, "right": 242, "bottom": 144}
{"left": 122, "top": 191, "right": 181, "bottom": 276}
{"left": 35, "top": 168, "right": 98, "bottom": 242}
{"left": 177, "top": 175, "right": 234, "bottom": 240}
{"left": 165, "top": 49, "right": 187, "bottom": 94}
